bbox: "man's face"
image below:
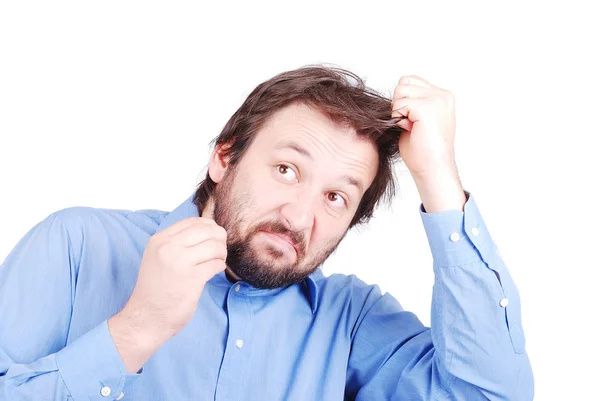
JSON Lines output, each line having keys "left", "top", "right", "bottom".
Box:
{"left": 211, "top": 102, "right": 379, "bottom": 289}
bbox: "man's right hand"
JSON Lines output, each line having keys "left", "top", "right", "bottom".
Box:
{"left": 108, "top": 217, "right": 228, "bottom": 372}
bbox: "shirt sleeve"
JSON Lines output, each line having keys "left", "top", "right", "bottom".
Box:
{"left": 345, "top": 191, "right": 534, "bottom": 401}
{"left": 0, "top": 213, "right": 142, "bottom": 400}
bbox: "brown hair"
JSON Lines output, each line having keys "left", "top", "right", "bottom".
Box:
{"left": 193, "top": 64, "right": 404, "bottom": 228}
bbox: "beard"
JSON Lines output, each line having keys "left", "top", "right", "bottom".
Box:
{"left": 212, "top": 167, "right": 346, "bottom": 289}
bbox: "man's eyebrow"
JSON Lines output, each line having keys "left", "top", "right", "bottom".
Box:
{"left": 341, "top": 175, "right": 364, "bottom": 194}
{"left": 274, "top": 141, "right": 313, "bottom": 161}
{"left": 274, "top": 140, "right": 365, "bottom": 194}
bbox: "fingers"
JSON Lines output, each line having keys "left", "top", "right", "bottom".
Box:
{"left": 391, "top": 97, "right": 428, "bottom": 122}
{"left": 161, "top": 217, "right": 208, "bottom": 237}
{"left": 398, "top": 75, "right": 433, "bottom": 88}
{"left": 160, "top": 217, "right": 225, "bottom": 246}
{"left": 183, "top": 238, "right": 228, "bottom": 266}
{"left": 392, "top": 83, "right": 430, "bottom": 101}
{"left": 394, "top": 116, "right": 413, "bottom": 132}
{"left": 154, "top": 215, "right": 228, "bottom": 272}
{"left": 173, "top": 222, "right": 227, "bottom": 248}
{"left": 391, "top": 81, "right": 436, "bottom": 131}
{"left": 198, "top": 258, "right": 227, "bottom": 279}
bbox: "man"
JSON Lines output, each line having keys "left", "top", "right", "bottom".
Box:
{"left": 0, "top": 66, "right": 534, "bottom": 400}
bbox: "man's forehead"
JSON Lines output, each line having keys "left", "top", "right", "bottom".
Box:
{"left": 247, "top": 102, "right": 378, "bottom": 192}
{"left": 259, "top": 102, "right": 359, "bottom": 143}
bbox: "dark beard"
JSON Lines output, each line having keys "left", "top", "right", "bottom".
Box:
{"left": 211, "top": 169, "right": 344, "bottom": 289}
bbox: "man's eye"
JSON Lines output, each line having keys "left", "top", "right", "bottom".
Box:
{"left": 327, "top": 192, "right": 346, "bottom": 207}
{"left": 277, "top": 165, "right": 297, "bottom": 181}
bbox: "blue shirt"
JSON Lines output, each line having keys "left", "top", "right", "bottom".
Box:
{"left": 0, "top": 191, "right": 533, "bottom": 400}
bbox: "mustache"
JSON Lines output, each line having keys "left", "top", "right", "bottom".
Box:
{"left": 251, "top": 220, "right": 306, "bottom": 256}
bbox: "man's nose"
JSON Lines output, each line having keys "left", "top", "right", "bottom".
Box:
{"left": 279, "top": 192, "right": 316, "bottom": 233}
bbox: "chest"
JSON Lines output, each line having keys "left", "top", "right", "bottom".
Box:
{"left": 121, "top": 288, "right": 352, "bottom": 400}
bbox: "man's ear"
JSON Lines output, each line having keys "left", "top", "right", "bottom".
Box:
{"left": 208, "top": 142, "right": 233, "bottom": 184}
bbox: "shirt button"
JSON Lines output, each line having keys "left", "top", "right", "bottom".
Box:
{"left": 116, "top": 392, "right": 125, "bottom": 400}
{"left": 471, "top": 227, "right": 480, "bottom": 236}
{"left": 499, "top": 298, "right": 509, "bottom": 308}
{"left": 235, "top": 284, "right": 241, "bottom": 292}
{"left": 100, "top": 386, "right": 111, "bottom": 397}
{"left": 235, "top": 339, "right": 244, "bottom": 348}
{"left": 449, "top": 232, "right": 460, "bottom": 242}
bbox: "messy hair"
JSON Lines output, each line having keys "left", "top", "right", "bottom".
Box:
{"left": 193, "top": 65, "right": 404, "bottom": 228}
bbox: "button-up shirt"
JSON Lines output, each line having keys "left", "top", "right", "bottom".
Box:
{"left": 0, "top": 191, "right": 534, "bottom": 400}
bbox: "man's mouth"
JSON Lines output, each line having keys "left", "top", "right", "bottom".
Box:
{"left": 258, "top": 230, "right": 299, "bottom": 255}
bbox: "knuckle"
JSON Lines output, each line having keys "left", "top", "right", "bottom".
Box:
{"left": 221, "top": 243, "right": 228, "bottom": 259}
{"left": 394, "top": 84, "right": 407, "bottom": 95}
{"left": 441, "top": 89, "right": 454, "bottom": 101}
{"left": 215, "top": 259, "right": 227, "bottom": 273}
{"left": 208, "top": 239, "right": 221, "bottom": 255}
{"left": 155, "top": 243, "right": 172, "bottom": 262}
{"left": 181, "top": 217, "right": 202, "bottom": 226}
{"left": 199, "top": 260, "right": 225, "bottom": 281}
{"left": 147, "top": 234, "right": 160, "bottom": 247}
{"left": 200, "top": 217, "right": 216, "bottom": 225}
{"left": 210, "top": 240, "right": 227, "bottom": 260}
{"left": 211, "top": 258, "right": 226, "bottom": 270}
{"left": 150, "top": 231, "right": 167, "bottom": 243}
{"left": 190, "top": 217, "right": 208, "bottom": 228}
{"left": 433, "top": 94, "right": 447, "bottom": 106}
{"left": 215, "top": 225, "right": 227, "bottom": 239}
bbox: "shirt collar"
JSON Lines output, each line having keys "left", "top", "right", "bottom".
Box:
{"left": 156, "top": 192, "right": 321, "bottom": 314}
{"left": 155, "top": 193, "right": 199, "bottom": 234}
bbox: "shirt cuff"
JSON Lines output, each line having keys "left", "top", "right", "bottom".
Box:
{"left": 56, "top": 319, "right": 143, "bottom": 401}
{"left": 419, "top": 191, "right": 495, "bottom": 268}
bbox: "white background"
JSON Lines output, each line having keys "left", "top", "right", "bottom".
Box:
{"left": 1, "top": 1, "right": 598, "bottom": 399}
